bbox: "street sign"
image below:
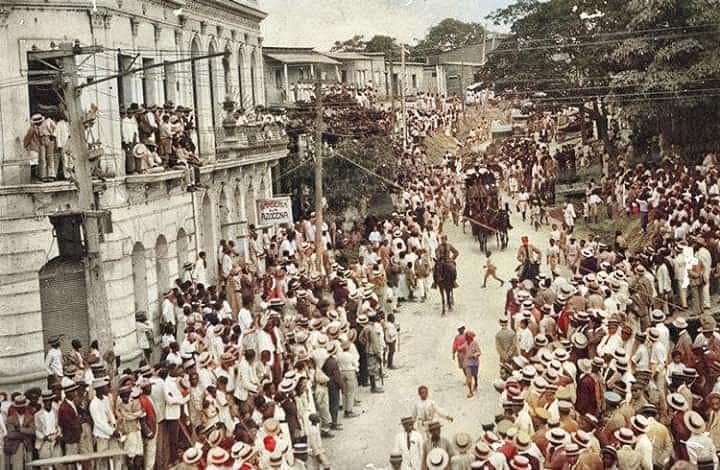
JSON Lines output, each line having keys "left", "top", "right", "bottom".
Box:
{"left": 256, "top": 196, "right": 294, "bottom": 226}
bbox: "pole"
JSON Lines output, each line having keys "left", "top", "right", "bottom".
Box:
{"left": 388, "top": 53, "right": 395, "bottom": 120}
{"left": 313, "top": 79, "right": 324, "bottom": 273}
{"left": 61, "top": 49, "right": 113, "bottom": 353}
{"left": 460, "top": 59, "right": 465, "bottom": 114}
{"left": 400, "top": 45, "right": 408, "bottom": 150}
{"left": 482, "top": 27, "right": 487, "bottom": 65}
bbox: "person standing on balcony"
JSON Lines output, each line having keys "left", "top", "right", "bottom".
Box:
{"left": 121, "top": 108, "right": 139, "bottom": 174}
{"left": 23, "top": 114, "right": 43, "bottom": 182}
{"left": 158, "top": 114, "right": 173, "bottom": 165}
{"left": 54, "top": 112, "right": 70, "bottom": 180}
{"left": 38, "top": 113, "right": 57, "bottom": 182}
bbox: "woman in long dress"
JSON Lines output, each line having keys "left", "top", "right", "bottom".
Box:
{"left": 192, "top": 252, "right": 208, "bottom": 287}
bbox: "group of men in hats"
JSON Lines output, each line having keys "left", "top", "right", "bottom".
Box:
{"left": 121, "top": 102, "right": 199, "bottom": 175}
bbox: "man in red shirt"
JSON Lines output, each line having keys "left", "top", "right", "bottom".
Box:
{"left": 452, "top": 323, "right": 468, "bottom": 380}
{"left": 58, "top": 384, "right": 83, "bottom": 456}
{"left": 138, "top": 378, "right": 158, "bottom": 470}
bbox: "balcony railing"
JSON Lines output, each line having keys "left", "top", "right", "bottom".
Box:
{"left": 215, "top": 122, "right": 288, "bottom": 159}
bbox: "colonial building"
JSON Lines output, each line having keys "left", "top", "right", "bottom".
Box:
{"left": 263, "top": 46, "right": 342, "bottom": 105}
{"left": 0, "top": 0, "right": 287, "bottom": 388}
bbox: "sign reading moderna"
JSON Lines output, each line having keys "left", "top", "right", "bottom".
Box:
{"left": 256, "top": 197, "right": 294, "bottom": 226}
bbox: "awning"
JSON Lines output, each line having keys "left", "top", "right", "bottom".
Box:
{"left": 264, "top": 52, "right": 341, "bottom": 65}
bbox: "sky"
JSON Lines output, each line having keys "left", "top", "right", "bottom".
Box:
{"left": 259, "top": 0, "right": 514, "bottom": 49}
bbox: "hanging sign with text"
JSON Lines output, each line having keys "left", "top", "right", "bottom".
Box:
{"left": 256, "top": 197, "right": 294, "bottom": 226}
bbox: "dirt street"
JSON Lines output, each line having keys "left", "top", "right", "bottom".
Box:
{"left": 324, "top": 211, "right": 552, "bottom": 468}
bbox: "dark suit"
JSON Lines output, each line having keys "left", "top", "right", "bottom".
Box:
{"left": 58, "top": 400, "right": 82, "bottom": 445}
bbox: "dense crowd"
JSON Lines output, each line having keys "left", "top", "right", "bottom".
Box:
{"left": 391, "top": 108, "right": 720, "bottom": 470}
{"left": 1, "top": 96, "right": 461, "bottom": 470}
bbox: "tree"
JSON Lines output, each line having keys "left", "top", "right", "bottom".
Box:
{"left": 279, "top": 94, "right": 395, "bottom": 219}
{"left": 479, "top": 0, "right": 720, "bottom": 157}
{"left": 365, "top": 35, "right": 399, "bottom": 55}
{"left": 330, "top": 35, "right": 367, "bottom": 52}
{"left": 414, "top": 18, "right": 486, "bottom": 56}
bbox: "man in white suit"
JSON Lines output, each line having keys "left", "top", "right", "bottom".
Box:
{"left": 393, "top": 416, "right": 424, "bottom": 470}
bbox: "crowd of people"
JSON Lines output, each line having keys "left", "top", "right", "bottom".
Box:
{"left": 2, "top": 87, "right": 464, "bottom": 470}
{"left": 389, "top": 106, "right": 720, "bottom": 470}
{"left": 15, "top": 88, "right": 720, "bottom": 470}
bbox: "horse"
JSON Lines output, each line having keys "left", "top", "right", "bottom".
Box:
{"left": 471, "top": 218, "right": 489, "bottom": 252}
{"left": 492, "top": 209, "right": 510, "bottom": 250}
{"left": 433, "top": 259, "right": 457, "bottom": 315}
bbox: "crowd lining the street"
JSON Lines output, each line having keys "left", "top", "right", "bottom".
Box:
{"left": 1, "top": 89, "right": 464, "bottom": 470}
{"left": 14, "top": 90, "right": 720, "bottom": 470}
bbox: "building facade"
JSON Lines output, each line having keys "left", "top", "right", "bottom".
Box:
{"left": 0, "top": 0, "right": 287, "bottom": 388}
{"left": 262, "top": 47, "right": 342, "bottom": 105}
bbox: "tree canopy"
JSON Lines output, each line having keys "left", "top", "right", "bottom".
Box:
{"left": 481, "top": 0, "right": 720, "bottom": 158}
{"left": 413, "top": 18, "right": 486, "bottom": 56}
{"left": 330, "top": 35, "right": 367, "bottom": 52}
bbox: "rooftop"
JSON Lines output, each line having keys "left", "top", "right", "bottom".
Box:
{"left": 263, "top": 48, "right": 341, "bottom": 65}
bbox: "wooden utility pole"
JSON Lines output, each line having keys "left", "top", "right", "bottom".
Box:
{"left": 313, "top": 78, "right": 325, "bottom": 272}
{"left": 400, "top": 45, "right": 408, "bottom": 150}
{"left": 387, "top": 53, "right": 395, "bottom": 118}
{"left": 459, "top": 58, "right": 466, "bottom": 114}
{"left": 61, "top": 45, "right": 113, "bottom": 352}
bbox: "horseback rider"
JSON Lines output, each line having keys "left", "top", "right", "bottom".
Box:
{"left": 435, "top": 234, "right": 460, "bottom": 289}
{"left": 516, "top": 235, "right": 541, "bottom": 281}
{"left": 436, "top": 234, "right": 459, "bottom": 265}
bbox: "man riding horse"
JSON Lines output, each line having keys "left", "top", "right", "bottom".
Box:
{"left": 434, "top": 234, "right": 459, "bottom": 314}
{"left": 516, "top": 236, "right": 542, "bottom": 283}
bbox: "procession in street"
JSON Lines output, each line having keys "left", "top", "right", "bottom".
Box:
{"left": 2, "top": 0, "right": 720, "bottom": 469}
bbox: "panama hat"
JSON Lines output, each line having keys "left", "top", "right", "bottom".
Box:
{"left": 454, "top": 432, "right": 472, "bottom": 451}
{"left": 631, "top": 415, "right": 649, "bottom": 433}
{"left": 667, "top": 393, "right": 689, "bottom": 412}
{"left": 425, "top": 448, "right": 449, "bottom": 469}
{"left": 546, "top": 428, "right": 567, "bottom": 445}
{"left": 684, "top": 411, "right": 706, "bottom": 434}
{"left": 206, "top": 447, "right": 229, "bottom": 466}
{"left": 183, "top": 445, "right": 203, "bottom": 464}
{"left": 614, "top": 427, "right": 636, "bottom": 445}
{"left": 510, "top": 455, "right": 531, "bottom": 469}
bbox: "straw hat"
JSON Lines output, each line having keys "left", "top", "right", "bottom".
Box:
{"left": 425, "top": 448, "right": 449, "bottom": 469}
{"left": 614, "top": 427, "right": 636, "bottom": 445}
{"left": 667, "top": 393, "right": 689, "bottom": 412}
{"left": 206, "top": 447, "right": 229, "bottom": 466}
{"left": 684, "top": 411, "right": 706, "bottom": 434}
{"left": 454, "top": 432, "right": 472, "bottom": 452}
{"left": 183, "top": 445, "right": 203, "bottom": 464}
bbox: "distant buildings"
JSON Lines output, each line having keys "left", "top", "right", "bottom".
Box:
{"left": 262, "top": 32, "right": 505, "bottom": 106}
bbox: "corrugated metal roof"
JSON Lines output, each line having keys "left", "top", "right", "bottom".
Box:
{"left": 264, "top": 52, "right": 341, "bottom": 65}
{"left": 325, "top": 52, "right": 371, "bottom": 60}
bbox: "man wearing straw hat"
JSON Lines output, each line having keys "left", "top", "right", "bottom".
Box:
{"left": 393, "top": 416, "right": 423, "bottom": 470}
{"left": 421, "top": 422, "right": 454, "bottom": 470}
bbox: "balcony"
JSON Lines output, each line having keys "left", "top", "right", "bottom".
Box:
{"left": 215, "top": 121, "right": 288, "bottom": 160}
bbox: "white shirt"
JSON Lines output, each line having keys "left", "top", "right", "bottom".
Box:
{"left": 161, "top": 298, "right": 175, "bottom": 325}
{"left": 45, "top": 348, "right": 63, "bottom": 376}
{"left": 235, "top": 358, "right": 258, "bottom": 401}
{"left": 192, "top": 259, "right": 208, "bottom": 286}
{"left": 163, "top": 377, "right": 189, "bottom": 420}
{"left": 55, "top": 119, "right": 70, "bottom": 148}
{"left": 238, "top": 308, "right": 253, "bottom": 332}
{"left": 121, "top": 116, "right": 138, "bottom": 144}
{"left": 597, "top": 332, "right": 622, "bottom": 358}
{"left": 34, "top": 408, "right": 59, "bottom": 447}
{"left": 89, "top": 395, "right": 116, "bottom": 439}
{"left": 517, "top": 328, "right": 534, "bottom": 353}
